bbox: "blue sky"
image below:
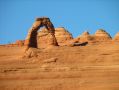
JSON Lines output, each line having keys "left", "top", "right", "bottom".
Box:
{"left": 0, "top": 0, "right": 119, "bottom": 44}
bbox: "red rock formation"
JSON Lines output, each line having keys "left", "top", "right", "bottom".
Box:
{"left": 25, "top": 17, "right": 58, "bottom": 50}
{"left": 77, "top": 31, "right": 94, "bottom": 42}
{"left": 74, "top": 29, "right": 113, "bottom": 44}
{"left": 37, "top": 27, "right": 73, "bottom": 47}
{"left": 15, "top": 40, "right": 24, "bottom": 46}
{"left": 94, "top": 29, "right": 112, "bottom": 42}
{"left": 114, "top": 32, "right": 119, "bottom": 41}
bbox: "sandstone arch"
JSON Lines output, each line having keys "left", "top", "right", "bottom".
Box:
{"left": 25, "top": 17, "right": 58, "bottom": 50}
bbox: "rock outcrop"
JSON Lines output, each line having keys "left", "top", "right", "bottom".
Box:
{"left": 37, "top": 27, "right": 73, "bottom": 47}
{"left": 114, "top": 32, "right": 119, "bottom": 41}
{"left": 20, "top": 25, "right": 119, "bottom": 49}
{"left": 24, "top": 17, "right": 58, "bottom": 51}
{"left": 75, "top": 29, "right": 112, "bottom": 43}
{"left": 15, "top": 40, "right": 24, "bottom": 46}
{"left": 77, "top": 31, "right": 94, "bottom": 42}
{"left": 55, "top": 27, "right": 73, "bottom": 43}
{"left": 94, "top": 29, "right": 112, "bottom": 41}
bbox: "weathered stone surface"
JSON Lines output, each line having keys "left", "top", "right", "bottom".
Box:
{"left": 55, "top": 27, "right": 73, "bottom": 43}
{"left": 94, "top": 29, "right": 112, "bottom": 41}
{"left": 77, "top": 31, "right": 94, "bottom": 42}
{"left": 43, "top": 57, "right": 57, "bottom": 63}
{"left": 37, "top": 27, "right": 73, "bottom": 47}
{"left": 114, "top": 32, "right": 119, "bottom": 41}
{"left": 75, "top": 29, "right": 112, "bottom": 44}
{"left": 25, "top": 17, "right": 58, "bottom": 51}
{"left": 23, "top": 48, "right": 39, "bottom": 58}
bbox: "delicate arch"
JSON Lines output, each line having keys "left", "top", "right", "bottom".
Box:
{"left": 25, "top": 17, "right": 58, "bottom": 50}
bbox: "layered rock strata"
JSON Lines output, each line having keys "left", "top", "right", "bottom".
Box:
{"left": 37, "top": 27, "right": 73, "bottom": 47}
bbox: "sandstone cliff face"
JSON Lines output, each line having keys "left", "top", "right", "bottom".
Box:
{"left": 94, "top": 29, "right": 112, "bottom": 41}
{"left": 37, "top": 27, "right": 73, "bottom": 47}
{"left": 114, "top": 32, "right": 119, "bottom": 41}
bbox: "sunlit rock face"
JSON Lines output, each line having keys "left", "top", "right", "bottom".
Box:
{"left": 77, "top": 31, "right": 94, "bottom": 42}
{"left": 114, "top": 32, "right": 119, "bottom": 41}
{"left": 75, "top": 29, "right": 112, "bottom": 43}
{"left": 37, "top": 27, "right": 73, "bottom": 48}
{"left": 94, "top": 29, "right": 112, "bottom": 41}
